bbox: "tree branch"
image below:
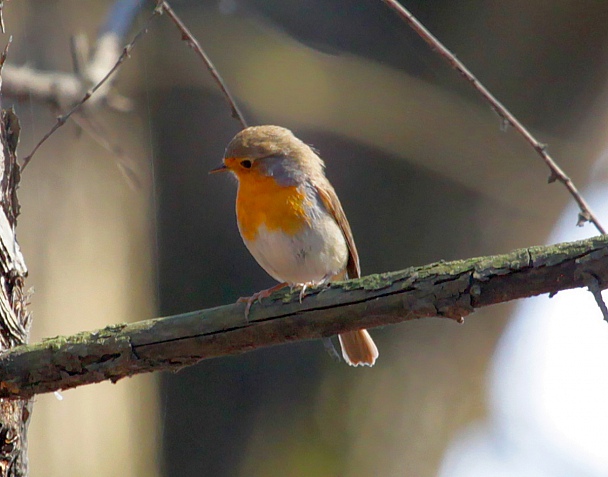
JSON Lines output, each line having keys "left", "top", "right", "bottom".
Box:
{"left": 4, "top": 0, "right": 143, "bottom": 108}
{"left": 0, "top": 235, "right": 607, "bottom": 399}
{"left": 19, "top": 2, "right": 158, "bottom": 171}
{"left": 380, "top": 0, "right": 606, "bottom": 234}
{"left": 158, "top": 0, "right": 248, "bottom": 129}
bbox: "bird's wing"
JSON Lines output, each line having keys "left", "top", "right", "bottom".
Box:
{"left": 315, "top": 183, "right": 361, "bottom": 279}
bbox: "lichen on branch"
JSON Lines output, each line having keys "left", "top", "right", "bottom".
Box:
{"left": 0, "top": 234, "right": 607, "bottom": 400}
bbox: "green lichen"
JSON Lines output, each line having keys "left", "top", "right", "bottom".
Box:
{"left": 103, "top": 323, "right": 128, "bottom": 333}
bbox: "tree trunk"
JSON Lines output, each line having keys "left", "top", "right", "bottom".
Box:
{"left": 0, "top": 97, "right": 30, "bottom": 474}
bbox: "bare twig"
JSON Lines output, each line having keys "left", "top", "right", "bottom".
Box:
{"left": 158, "top": 0, "right": 248, "bottom": 129}
{"left": 14, "top": 0, "right": 247, "bottom": 173}
{"left": 583, "top": 273, "right": 608, "bottom": 322}
{"left": 380, "top": 0, "right": 606, "bottom": 234}
{"left": 4, "top": 0, "right": 143, "bottom": 108}
{"left": 20, "top": 7, "right": 161, "bottom": 171}
{"left": 0, "top": 235, "right": 608, "bottom": 399}
{"left": 70, "top": 113, "right": 141, "bottom": 189}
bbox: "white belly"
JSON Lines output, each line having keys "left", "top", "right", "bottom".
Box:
{"left": 242, "top": 211, "right": 349, "bottom": 285}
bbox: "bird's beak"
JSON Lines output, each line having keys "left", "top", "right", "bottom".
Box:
{"left": 209, "top": 163, "right": 228, "bottom": 174}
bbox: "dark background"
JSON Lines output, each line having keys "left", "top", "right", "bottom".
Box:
{"left": 7, "top": 1, "right": 608, "bottom": 476}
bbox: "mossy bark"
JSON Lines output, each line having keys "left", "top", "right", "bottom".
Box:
{"left": 0, "top": 234, "right": 607, "bottom": 400}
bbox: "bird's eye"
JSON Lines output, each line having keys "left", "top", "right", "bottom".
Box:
{"left": 241, "top": 160, "right": 252, "bottom": 169}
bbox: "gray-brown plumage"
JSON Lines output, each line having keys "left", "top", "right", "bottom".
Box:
{"left": 214, "top": 125, "right": 378, "bottom": 366}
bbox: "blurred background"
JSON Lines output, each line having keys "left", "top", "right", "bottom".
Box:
{"left": 4, "top": 0, "right": 608, "bottom": 476}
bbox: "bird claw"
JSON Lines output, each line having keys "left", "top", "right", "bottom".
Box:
{"left": 289, "top": 282, "right": 314, "bottom": 303}
{"left": 238, "top": 282, "right": 288, "bottom": 320}
{"left": 293, "top": 275, "right": 332, "bottom": 303}
{"left": 299, "top": 284, "right": 308, "bottom": 303}
{"left": 238, "top": 290, "right": 271, "bottom": 321}
{"left": 239, "top": 279, "right": 323, "bottom": 321}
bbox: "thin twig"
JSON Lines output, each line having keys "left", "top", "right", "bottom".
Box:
{"left": 380, "top": 0, "right": 606, "bottom": 235}
{"left": 70, "top": 113, "right": 141, "bottom": 189}
{"left": 158, "top": 0, "right": 248, "bottom": 129}
{"left": 583, "top": 272, "right": 608, "bottom": 322}
{"left": 20, "top": 7, "right": 161, "bottom": 172}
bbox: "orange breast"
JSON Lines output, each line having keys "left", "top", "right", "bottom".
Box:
{"left": 236, "top": 174, "right": 311, "bottom": 241}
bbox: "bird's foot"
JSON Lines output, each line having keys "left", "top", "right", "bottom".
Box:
{"left": 290, "top": 281, "right": 317, "bottom": 303}
{"left": 238, "top": 282, "right": 289, "bottom": 320}
{"left": 291, "top": 274, "right": 333, "bottom": 303}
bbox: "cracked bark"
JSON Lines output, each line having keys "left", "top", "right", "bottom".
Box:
{"left": 0, "top": 235, "right": 606, "bottom": 400}
{"left": 0, "top": 104, "right": 30, "bottom": 473}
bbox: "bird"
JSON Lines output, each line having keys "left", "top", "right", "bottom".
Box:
{"left": 210, "top": 125, "right": 378, "bottom": 367}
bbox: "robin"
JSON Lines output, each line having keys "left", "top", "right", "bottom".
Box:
{"left": 211, "top": 125, "right": 378, "bottom": 367}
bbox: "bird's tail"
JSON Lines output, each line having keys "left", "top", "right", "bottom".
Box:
{"left": 338, "top": 329, "right": 378, "bottom": 367}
